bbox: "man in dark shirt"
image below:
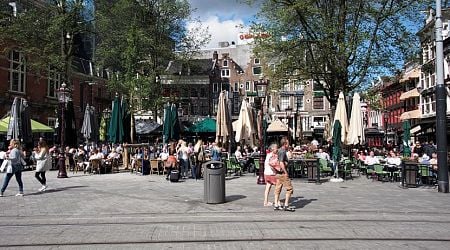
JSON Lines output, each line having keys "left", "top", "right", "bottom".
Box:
{"left": 273, "top": 137, "right": 295, "bottom": 212}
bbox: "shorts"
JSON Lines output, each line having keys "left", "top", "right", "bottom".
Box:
{"left": 264, "top": 175, "right": 277, "bottom": 185}
{"left": 274, "top": 174, "right": 293, "bottom": 195}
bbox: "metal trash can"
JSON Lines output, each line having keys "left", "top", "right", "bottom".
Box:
{"left": 203, "top": 161, "right": 226, "bottom": 204}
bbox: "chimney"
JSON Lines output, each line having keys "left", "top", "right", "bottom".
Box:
{"left": 213, "top": 51, "right": 218, "bottom": 60}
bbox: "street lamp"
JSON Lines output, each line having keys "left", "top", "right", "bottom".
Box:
{"left": 383, "top": 111, "right": 389, "bottom": 145}
{"left": 255, "top": 76, "right": 269, "bottom": 185}
{"left": 56, "top": 82, "right": 71, "bottom": 178}
{"left": 285, "top": 107, "right": 293, "bottom": 141}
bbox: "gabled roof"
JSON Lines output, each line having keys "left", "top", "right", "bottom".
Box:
{"left": 165, "top": 59, "right": 216, "bottom": 76}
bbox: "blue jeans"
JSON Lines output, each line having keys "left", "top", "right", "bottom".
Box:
{"left": 1, "top": 171, "right": 24, "bottom": 193}
{"left": 179, "top": 159, "right": 189, "bottom": 178}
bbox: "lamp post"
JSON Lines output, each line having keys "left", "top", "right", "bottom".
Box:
{"left": 285, "top": 107, "right": 293, "bottom": 142}
{"left": 255, "top": 76, "right": 269, "bottom": 185}
{"left": 56, "top": 83, "right": 71, "bottom": 178}
{"left": 383, "top": 111, "right": 389, "bottom": 145}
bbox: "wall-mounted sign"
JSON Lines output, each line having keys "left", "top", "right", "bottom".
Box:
{"left": 239, "top": 33, "right": 270, "bottom": 40}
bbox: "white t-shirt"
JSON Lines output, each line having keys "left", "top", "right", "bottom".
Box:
{"left": 264, "top": 152, "right": 275, "bottom": 175}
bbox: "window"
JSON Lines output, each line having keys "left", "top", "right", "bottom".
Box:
{"left": 313, "top": 116, "right": 326, "bottom": 127}
{"left": 245, "top": 81, "right": 250, "bottom": 91}
{"left": 223, "top": 60, "right": 228, "bottom": 67}
{"left": 302, "top": 116, "right": 312, "bottom": 131}
{"left": 252, "top": 66, "right": 262, "bottom": 75}
{"left": 233, "top": 82, "right": 239, "bottom": 92}
{"left": 293, "top": 80, "right": 304, "bottom": 91}
{"left": 280, "top": 96, "right": 290, "bottom": 110}
{"left": 47, "top": 117, "right": 56, "bottom": 128}
{"left": 9, "top": 50, "right": 26, "bottom": 93}
{"left": 200, "top": 88, "right": 206, "bottom": 97}
{"left": 221, "top": 69, "right": 230, "bottom": 77}
{"left": 281, "top": 80, "right": 290, "bottom": 91}
{"left": 313, "top": 96, "right": 325, "bottom": 110}
{"left": 191, "top": 88, "right": 198, "bottom": 97}
{"left": 213, "top": 83, "right": 219, "bottom": 92}
{"left": 47, "top": 69, "right": 61, "bottom": 98}
{"left": 254, "top": 58, "right": 260, "bottom": 64}
{"left": 295, "top": 96, "right": 304, "bottom": 111}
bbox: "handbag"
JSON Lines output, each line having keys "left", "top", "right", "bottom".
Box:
{"left": 0, "top": 160, "right": 8, "bottom": 172}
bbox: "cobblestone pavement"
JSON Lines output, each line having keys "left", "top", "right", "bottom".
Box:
{"left": 0, "top": 170, "right": 449, "bottom": 249}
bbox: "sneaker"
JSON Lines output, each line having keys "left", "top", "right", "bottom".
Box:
{"left": 15, "top": 193, "right": 24, "bottom": 197}
{"left": 39, "top": 185, "right": 47, "bottom": 192}
{"left": 273, "top": 205, "right": 282, "bottom": 211}
{"left": 283, "top": 206, "right": 295, "bottom": 212}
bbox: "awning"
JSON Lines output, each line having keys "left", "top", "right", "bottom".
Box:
{"left": 1, "top": 116, "right": 54, "bottom": 133}
{"left": 266, "top": 119, "right": 288, "bottom": 132}
{"left": 400, "top": 109, "right": 421, "bottom": 120}
{"left": 399, "top": 68, "right": 420, "bottom": 83}
{"left": 188, "top": 117, "right": 216, "bottom": 133}
{"left": 399, "top": 88, "right": 420, "bottom": 100}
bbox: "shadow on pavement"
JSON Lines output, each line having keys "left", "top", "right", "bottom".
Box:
{"left": 25, "top": 185, "right": 88, "bottom": 196}
{"left": 226, "top": 195, "right": 246, "bottom": 202}
{"left": 290, "top": 196, "right": 317, "bottom": 209}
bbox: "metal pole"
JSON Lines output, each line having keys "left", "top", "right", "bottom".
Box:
{"left": 435, "top": 0, "right": 449, "bottom": 193}
{"left": 257, "top": 106, "right": 266, "bottom": 185}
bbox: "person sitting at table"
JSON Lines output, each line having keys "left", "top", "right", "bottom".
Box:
{"left": 364, "top": 151, "right": 379, "bottom": 169}
{"left": 429, "top": 152, "right": 438, "bottom": 179}
{"left": 419, "top": 153, "right": 430, "bottom": 165}
{"left": 87, "top": 148, "right": 104, "bottom": 173}
{"left": 235, "top": 146, "right": 250, "bottom": 171}
{"left": 315, "top": 147, "right": 330, "bottom": 161}
{"left": 385, "top": 150, "right": 401, "bottom": 166}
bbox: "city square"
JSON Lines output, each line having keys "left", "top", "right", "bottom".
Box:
{"left": 0, "top": 170, "right": 449, "bottom": 249}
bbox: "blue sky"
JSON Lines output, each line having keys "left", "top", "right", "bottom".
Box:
{"left": 187, "top": 0, "right": 261, "bottom": 48}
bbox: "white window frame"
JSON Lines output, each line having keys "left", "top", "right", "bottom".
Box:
{"left": 233, "top": 82, "right": 239, "bottom": 92}
{"left": 295, "top": 96, "right": 304, "bottom": 111}
{"left": 254, "top": 58, "right": 260, "bottom": 65}
{"left": 223, "top": 60, "right": 228, "bottom": 67}
{"left": 221, "top": 69, "right": 230, "bottom": 77}
{"left": 47, "top": 68, "right": 62, "bottom": 98}
{"left": 245, "top": 81, "right": 250, "bottom": 91}
{"left": 280, "top": 96, "right": 290, "bottom": 111}
{"left": 9, "top": 50, "right": 26, "bottom": 93}
{"left": 313, "top": 96, "right": 325, "bottom": 110}
{"left": 312, "top": 116, "right": 326, "bottom": 127}
{"left": 252, "top": 66, "right": 262, "bottom": 75}
{"left": 293, "top": 79, "right": 304, "bottom": 91}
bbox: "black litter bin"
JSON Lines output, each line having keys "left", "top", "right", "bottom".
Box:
{"left": 203, "top": 161, "right": 226, "bottom": 204}
{"left": 403, "top": 161, "right": 418, "bottom": 188}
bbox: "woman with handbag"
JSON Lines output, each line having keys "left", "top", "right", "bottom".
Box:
{"left": 34, "top": 140, "right": 51, "bottom": 192}
{"left": 1, "top": 139, "right": 25, "bottom": 197}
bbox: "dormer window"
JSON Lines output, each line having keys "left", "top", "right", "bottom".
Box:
{"left": 254, "top": 58, "right": 260, "bottom": 65}
{"left": 223, "top": 60, "right": 228, "bottom": 67}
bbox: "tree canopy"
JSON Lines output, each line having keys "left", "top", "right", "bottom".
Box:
{"left": 0, "top": 0, "right": 91, "bottom": 82}
{"left": 251, "top": 0, "right": 432, "bottom": 109}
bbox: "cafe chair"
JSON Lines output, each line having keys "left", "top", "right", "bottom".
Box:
{"left": 150, "top": 159, "right": 160, "bottom": 175}
{"left": 89, "top": 159, "right": 102, "bottom": 174}
{"left": 253, "top": 159, "right": 260, "bottom": 176}
{"left": 319, "top": 158, "right": 332, "bottom": 177}
{"left": 374, "top": 164, "right": 389, "bottom": 182}
{"left": 418, "top": 164, "right": 432, "bottom": 185}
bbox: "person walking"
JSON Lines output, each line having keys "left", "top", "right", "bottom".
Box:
{"left": 1, "top": 140, "right": 25, "bottom": 197}
{"left": 263, "top": 144, "right": 279, "bottom": 207}
{"left": 34, "top": 140, "right": 51, "bottom": 192}
{"left": 273, "top": 137, "right": 295, "bottom": 212}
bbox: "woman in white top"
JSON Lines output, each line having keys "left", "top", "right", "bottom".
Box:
{"left": 263, "top": 144, "right": 279, "bottom": 207}
{"left": 34, "top": 140, "right": 51, "bottom": 192}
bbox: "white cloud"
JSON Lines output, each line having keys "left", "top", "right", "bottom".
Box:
{"left": 187, "top": 16, "right": 250, "bottom": 49}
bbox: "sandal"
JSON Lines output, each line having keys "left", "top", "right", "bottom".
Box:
{"left": 283, "top": 206, "right": 295, "bottom": 212}
{"left": 273, "top": 205, "right": 282, "bottom": 211}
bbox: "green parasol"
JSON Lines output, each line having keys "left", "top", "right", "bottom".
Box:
{"left": 402, "top": 120, "right": 411, "bottom": 157}
{"left": 108, "top": 96, "right": 124, "bottom": 143}
{"left": 332, "top": 120, "right": 342, "bottom": 162}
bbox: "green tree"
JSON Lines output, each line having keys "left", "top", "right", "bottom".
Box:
{"left": 251, "top": 0, "right": 431, "bottom": 114}
{"left": 0, "top": 0, "right": 90, "bottom": 83}
{"left": 95, "top": 0, "right": 209, "bottom": 142}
